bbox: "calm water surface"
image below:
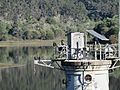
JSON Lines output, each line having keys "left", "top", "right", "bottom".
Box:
{"left": 0, "top": 46, "right": 65, "bottom": 90}
{"left": 0, "top": 46, "right": 119, "bottom": 90}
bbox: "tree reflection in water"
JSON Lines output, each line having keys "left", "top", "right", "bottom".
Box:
{"left": 0, "top": 46, "right": 119, "bottom": 90}
{"left": 0, "top": 46, "right": 65, "bottom": 90}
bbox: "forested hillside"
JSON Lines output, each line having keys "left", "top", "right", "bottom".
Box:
{"left": 0, "top": 0, "right": 119, "bottom": 41}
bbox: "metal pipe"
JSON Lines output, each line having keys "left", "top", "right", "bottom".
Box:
{"left": 82, "top": 70, "right": 85, "bottom": 90}
{"left": 99, "top": 43, "right": 102, "bottom": 60}
{"left": 119, "top": 0, "right": 120, "bottom": 57}
{"left": 95, "top": 41, "right": 97, "bottom": 60}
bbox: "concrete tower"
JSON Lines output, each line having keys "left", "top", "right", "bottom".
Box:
{"left": 61, "top": 32, "right": 111, "bottom": 90}
{"left": 34, "top": 31, "right": 119, "bottom": 90}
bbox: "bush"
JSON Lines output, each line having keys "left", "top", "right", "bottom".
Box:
{"left": 39, "top": 29, "right": 46, "bottom": 40}
{"left": 51, "top": 25, "right": 64, "bottom": 38}
{"left": 109, "top": 35, "right": 117, "bottom": 44}
{"left": 46, "top": 30, "right": 54, "bottom": 39}
{"left": 31, "top": 31, "right": 41, "bottom": 39}
{"left": 22, "top": 30, "right": 32, "bottom": 40}
{"left": 45, "top": 17, "right": 56, "bottom": 24}
{"left": 93, "top": 16, "right": 118, "bottom": 43}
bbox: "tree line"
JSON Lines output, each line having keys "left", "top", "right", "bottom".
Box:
{"left": 0, "top": 0, "right": 118, "bottom": 42}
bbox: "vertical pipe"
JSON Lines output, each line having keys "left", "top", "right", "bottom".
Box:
{"left": 95, "top": 41, "right": 97, "bottom": 60}
{"left": 82, "top": 70, "right": 84, "bottom": 90}
{"left": 85, "top": 31, "right": 87, "bottom": 49}
{"left": 119, "top": 0, "right": 120, "bottom": 57}
{"left": 66, "top": 45, "right": 68, "bottom": 60}
{"left": 118, "top": 29, "right": 120, "bottom": 58}
{"left": 77, "top": 42, "right": 79, "bottom": 59}
{"left": 99, "top": 44, "right": 102, "bottom": 60}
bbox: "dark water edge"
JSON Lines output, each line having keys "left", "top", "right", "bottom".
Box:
{"left": 0, "top": 46, "right": 65, "bottom": 90}
{"left": 110, "top": 75, "right": 120, "bottom": 90}
{"left": 0, "top": 63, "right": 120, "bottom": 90}
{"left": 0, "top": 46, "right": 120, "bottom": 90}
{"left": 0, "top": 62, "right": 120, "bottom": 90}
{"left": 0, "top": 61, "right": 66, "bottom": 90}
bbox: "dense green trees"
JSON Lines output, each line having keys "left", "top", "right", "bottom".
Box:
{"left": 94, "top": 15, "right": 118, "bottom": 43}
{"left": 0, "top": 21, "right": 11, "bottom": 41}
{"left": 0, "top": 0, "right": 118, "bottom": 21}
{"left": 0, "top": 0, "right": 118, "bottom": 41}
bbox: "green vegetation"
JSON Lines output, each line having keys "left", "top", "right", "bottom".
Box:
{"left": 93, "top": 15, "right": 119, "bottom": 43}
{"left": 0, "top": 0, "right": 118, "bottom": 41}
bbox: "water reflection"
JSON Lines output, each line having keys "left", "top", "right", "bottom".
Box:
{"left": 0, "top": 61, "right": 65, "bottom": 90}
{"left": 0, "top": 46, "right": 120, "bottom": 90}
{"left": 0, "top": 46, "right": 54, "bottom": 64}
{"left": 0, "top": 46, "right": 65, "bottom": 90}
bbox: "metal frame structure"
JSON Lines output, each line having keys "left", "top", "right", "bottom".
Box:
{"left": 34, "top": 31, "right": 120, "bottom": 90}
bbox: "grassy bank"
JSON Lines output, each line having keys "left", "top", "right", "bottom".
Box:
{"left": 0, "top": 39, "right": 65, "bottom": 47}
{"left": 0, "top": 63, "right": 25, "bottom": 68}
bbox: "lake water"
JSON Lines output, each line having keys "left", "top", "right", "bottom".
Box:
{"left": 0, "top": 46, "right": 65, "bottom": 90}
{"left": 0, "top": 46, "right": 120, "bottom": 90}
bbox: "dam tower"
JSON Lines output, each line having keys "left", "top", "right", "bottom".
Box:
{"left": 34, "top": 30, "right": 119, "bottom": 90}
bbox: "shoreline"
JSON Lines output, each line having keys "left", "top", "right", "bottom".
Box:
{"left": 0, "top": 39, "right": 66, "bottom": 47}
{"left": 0, "top": 63, "right": 25, "bottom": 69}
